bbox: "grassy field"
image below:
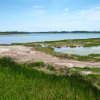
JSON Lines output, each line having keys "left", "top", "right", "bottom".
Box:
{"left": 75, "top": 67, "right": 100, "bottom": 88}
{"left": 0, "top": 57, "right": 99, "bottom": 100}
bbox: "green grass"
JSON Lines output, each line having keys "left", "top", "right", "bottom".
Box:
{"left": 75, "top": 67, "right": 100, "bottom": 73}
{"left": 75, "top": 67, "right": 100, "bottom": 87}
{"left": 13, "top": 38, "right": 100, "bottom": 62}
{"left": 13, "top": 38, "right": 100, "bottom": 47}
{"left": 0, "top": 57, "right": 99, "bottom": 100}
{"left": 0, "top": 32, "right": 31, "bottom": 35}
{"left": 39, "top": 38, "right": 100, "bottom": 47}
{"left": 20, "top": 43, "right": 100, "bottom": 62}
{"left": 85, "top": 74, "right": 100, "bottom": 88}
{"left": 47, "top": 65, "right": 56, "bottom": 71}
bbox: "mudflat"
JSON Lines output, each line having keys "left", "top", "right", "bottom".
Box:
{"left": 0, "top": 45, "right": 100, "bottom": 68}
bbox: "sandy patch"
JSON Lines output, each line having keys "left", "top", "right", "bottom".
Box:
{"left": 0, "top": 45, "right": 100, "bottom": 68}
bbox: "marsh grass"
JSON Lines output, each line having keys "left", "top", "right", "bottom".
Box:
{"left": 13, "top": 38, "right": 100, "bottom": 62}
{"left": 27, "top": 61, "right": 45, "bottom": 68}
{"left": 0, "top": 57, "right": 99, "bottom": 100}
{"left": 47, "top": 65, "right": 56, "bottom": 71}
{"left": 40, "top": 38, "right": 100, "bottom": 47}
{"left": 75, "top": 67, "right": 100, "bottom": 73}
{"left": 33, "top": 45, "right": 100, "bottom": 62}
{"left": 15, "top": 43, "right": 100, "bottom": 62}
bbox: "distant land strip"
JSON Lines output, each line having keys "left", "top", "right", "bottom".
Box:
{"left": 0, "top": 31, "right": 100, "bottom": 35}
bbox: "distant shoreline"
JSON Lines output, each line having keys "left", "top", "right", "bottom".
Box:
{"left": 0, "top": 31, "right": 100, "bottom": 35}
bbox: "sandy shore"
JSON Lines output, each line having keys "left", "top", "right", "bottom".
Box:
{"left": 0, "top": 45, "right": 100, "bottom": 68}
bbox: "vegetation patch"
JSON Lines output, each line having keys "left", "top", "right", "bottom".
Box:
{"left": 40, "top": 38, "right": 100, "bottom": 47}
{"left": 14, "top": 38, "right": 100, "bottom": 62}
{"left": 0, "top": 57, "right": 99, "bottom": 100}
{"left": 21, "top": 43, "right": 100, "bottom": 62}
{"left": 27, "top": 61, "right": 45, "bottom": 68}
{"left": 47, "top": 65, "right": 56, "bottom": 71}
{"left": 75, "top": 67, "right": 100, "bottom": 73}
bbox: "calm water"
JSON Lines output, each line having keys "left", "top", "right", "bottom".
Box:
{"left": 54, "top": 46, "right": 100, "bottom": 55}
{"left": 0, "top": 33, "right": 100, "bottom": 44}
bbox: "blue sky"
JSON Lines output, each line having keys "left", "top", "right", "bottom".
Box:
{"left": 0, "top": 0, "right": 100, "bottom": 31}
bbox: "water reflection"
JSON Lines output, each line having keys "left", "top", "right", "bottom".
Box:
{"left": 0, "top": 33, "right": 100, "bottom": 44}
{"left": 54, "top": 46, "right": 100, "bottom": 55}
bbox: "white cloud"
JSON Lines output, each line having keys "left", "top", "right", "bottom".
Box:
{"left": 32, "top": 5, "right": 46, "bottom": 15}
{"left": 20, "top": 6, "right": 100, "bottom": 31}
{"left": 78, "top": 7, "right": 100, "bottom": 21}
{"left": 2, "top": 6, "right": 100, "bottom": 31}
{"left": 51, "top": 6, "right": 100, "bottom": 31}
{"left": 32, "top": 5, "right": 43, "bottom": 9}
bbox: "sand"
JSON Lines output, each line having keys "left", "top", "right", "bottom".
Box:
{"left": 0, "top": 45, "right": 100, "bottom": 68}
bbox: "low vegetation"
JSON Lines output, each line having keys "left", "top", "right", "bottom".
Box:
{"left": 75, "top": 67, "right": 100, "bottom": 88}
{"left": 14, "top": 43, "right": 100, "bottom": 62}
{"left": 40, "top": 38, "right": 100, "bottom": 47}
{"left": 13, "top": 38, "right": 100, "bottom": 62}
{"left": 75, "top": 67, "right": 100, "bottom": 73}
{"left": 0, "top": 31, "right": 100, "bottom": 35}
{"left": 0, "top": 57, "right": 100, "bottom": 100}
{"left": 0, "top": 32, "right": 30, "bottom": 35}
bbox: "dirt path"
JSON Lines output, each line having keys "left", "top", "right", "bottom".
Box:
{"left": 0, "top": 45, "right": 100, "bottom": 68}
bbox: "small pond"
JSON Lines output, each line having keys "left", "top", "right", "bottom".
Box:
{"left": 41, "top": 44, "right": 100, "bottom": 55}
{"left": 54, "top": 46, "right": 100, "bottom": 55}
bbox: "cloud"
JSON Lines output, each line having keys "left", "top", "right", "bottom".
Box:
{"left": 78, "top": 7, "right": 100, "bottom": 21}
{"left": 32, "top": 5, "right": 43, "bottom": 9}
{"left": 22, "top": 6, "right": 100, "bottom": 31}
{"left": 31, "top": 5, "right": 46, "bottom": 15}
{"left": 51, "top": 6, "right": 100, "bottom": 31}
{"left": 3, "top": 5, "right": 100, "bottom": 31}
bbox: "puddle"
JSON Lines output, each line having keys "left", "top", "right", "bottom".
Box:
{"left": 54, "top": 46, "right": 100, "bottom": 55}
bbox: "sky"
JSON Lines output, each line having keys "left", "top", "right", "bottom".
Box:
{"left": 0, "top": 0, "right": 100, "bottom": 32}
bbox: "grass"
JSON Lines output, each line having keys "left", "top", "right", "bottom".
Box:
{"left": 52, "top": 53, "right": 100, "bottom": 62}
{"left": 0, "top": 57, "right": 99, "bottom": 100}
{"left": 0, "top": 32, "right": 31, "bottom": 35}
{"left": 13, "top": 38, "right": 100, "bottom": 47}
{"left": 75, "top": 67, "right": 100, "bottom": 88}
{"left": 16, "top": 43, "right": 100, "bottom": 62}
{"left": 75, "top": 67, "right": 100, "bottom": 73}
{"left": 85, "top": 74, "right": 100, "bottom": 89}
{"left": 39, "top": 38, "right": 100, "bottom": 47}
{"left": 27, "top": 61, "right": 45, "bottom": 68}
{"left": 47, "top": 65, "right": 56, "bottom": 71}
{"left": 13, "top": 38, "right": 100, "bottom": 62}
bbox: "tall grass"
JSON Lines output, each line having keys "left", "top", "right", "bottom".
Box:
{"left": 0, "top": 57, "right": 99, "bottom": 100}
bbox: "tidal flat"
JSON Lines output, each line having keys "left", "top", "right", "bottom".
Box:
{"left": 15, "top": 38, "right": 100, "bottom": 62}
{"left": 0, "top": 38, "right": 100, "bottom": 99}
